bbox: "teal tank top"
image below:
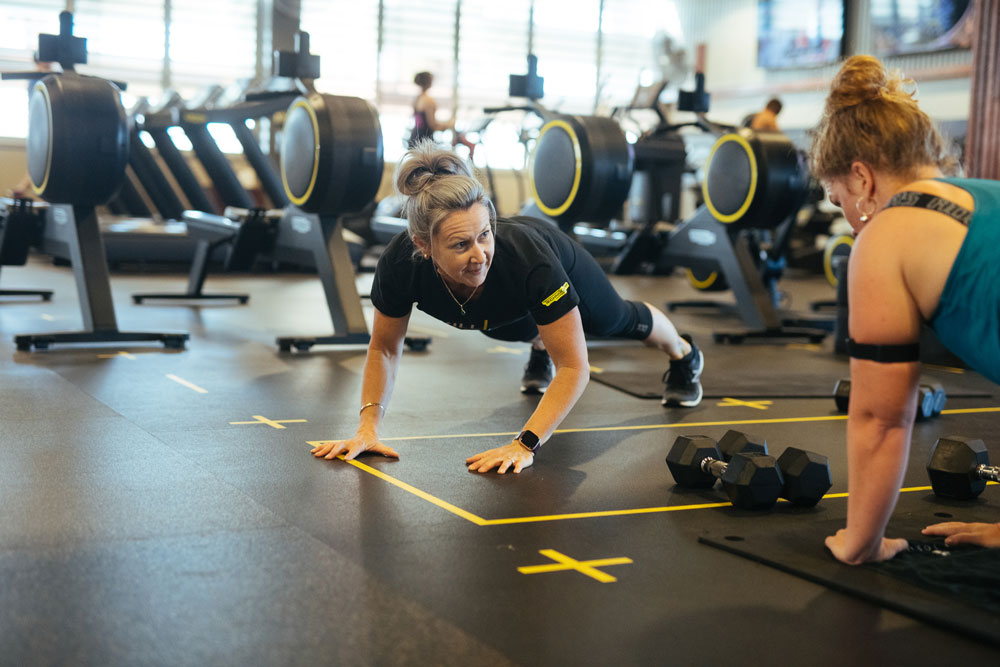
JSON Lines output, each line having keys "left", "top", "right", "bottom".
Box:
{"left": 923, "top": 178, "right": 1000, "bottom": 383}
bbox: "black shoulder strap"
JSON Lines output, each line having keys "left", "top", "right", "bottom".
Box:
{"left": 885, "top": 191, "right": 972, "bottom": 226}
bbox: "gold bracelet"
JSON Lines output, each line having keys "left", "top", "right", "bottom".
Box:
{"left": 360, "top": 402, "right": 385, "bottom": 415}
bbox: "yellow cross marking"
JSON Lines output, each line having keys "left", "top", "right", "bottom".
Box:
{"left": 717, "top": 397, "right": 773, "bottom": 410}
{"left": 518, "top": 549, "right": 632, "bottom": 583}
{"left": 486, "top": 345, "right": 524, "bottom": 355}
{"left": 230, "top": 415, "right": 308, "bottom": 429}
{"left": 98, "top": 351, "right": 137, "bottom": 360}
{"left": 589, "top": 365, "right": 603, "bottom": 373}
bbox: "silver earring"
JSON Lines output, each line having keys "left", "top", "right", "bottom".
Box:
{"left": 856, "top": 196, "right": 877, "bottom": 223}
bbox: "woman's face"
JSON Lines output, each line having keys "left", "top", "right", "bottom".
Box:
{"left": 428, "top": 203, "right": 493, "bottom": 292}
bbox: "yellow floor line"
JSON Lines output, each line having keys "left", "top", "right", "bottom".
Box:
{"left": 311, "top": 408, "right": 1000, "bottom": 526}
{"left": 374, "top": 406, "right": 1000, "bottom": 442}
{"left": 343, "top": 457, "right": 489, "bottom": 526}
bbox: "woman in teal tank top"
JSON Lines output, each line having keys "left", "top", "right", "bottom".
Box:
{"left": 810, "top": 55, "right": 1000, "bottom": 564}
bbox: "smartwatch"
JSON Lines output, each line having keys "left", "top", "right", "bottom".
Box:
{"left": 516, "top": 429, "right": 541, "bottom": 452}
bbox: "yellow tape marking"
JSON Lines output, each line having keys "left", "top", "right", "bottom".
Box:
{"left": 166, "top": 374, "right": 208, "bottom": 394}
{"left": 717, "top": 397, "right": 773, "bottom": 410}
{"left": 518, "top": 549, "right": 632, "bottom": 583}
{"left": 923, "top": 364, "right": 966, "bottom": 375}
{"left": 360, "top": 407, "right": 1000, "bottom": 443}
{"left": 484, "top": 501, "right": 733, "bottom": 525}
{"left": 336, "top": 455, "right": 488, "bottom": 526}
{"left": 231, "top": 415, "right": 307, "bottom": 430}
{"left": 786, "top": 343, "right": 822, "bottom": 352}
{"left": 307, "top": 406, "right": 1000, "bottom": 526}
{"left": 41, "top": 314, "right": 56, "bottom": 322}
{"left": 589, "top": 365, "right": 604, "bottom": 374}
{"left": 98, "top": 351, "right": 137, "bottom": 360}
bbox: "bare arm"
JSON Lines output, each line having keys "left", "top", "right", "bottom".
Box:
{"left": 829, "top": 357, "right": 918, "bottom": 562}
{"left": 466, "top": 307, "right": 589, "bottom": 473}
{"left": 311, "top": 308, "right": 410, "bottom": 461}
{"left": 826, "top": 215, "right": 921, "bottom": 563}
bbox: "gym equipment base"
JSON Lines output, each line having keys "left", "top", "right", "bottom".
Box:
{"left": 15, "top": 330, "right": 187, "bottom": 351}
{"left": 653, "top": 207, "right": 831, "bottom": 344}
{"left": 132, "top": 293, "right": 249, "bottom": 304}
{"left": 277, "top": 332, "right": 370, "bottom": 352}
{"left": 15, "top": 204, "right": 189, "bottom": 352}
{"left": 0, "top": 288, "right": 52, "bottom": 301}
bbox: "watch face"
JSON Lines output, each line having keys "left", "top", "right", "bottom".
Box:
{"left": 518, "top": 429, "right": 540, "bottom": 450}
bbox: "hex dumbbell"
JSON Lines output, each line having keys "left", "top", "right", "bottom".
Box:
{"left": 833, "top": 378, "right": 945, "bottom": 420}
{"left": 666, "top": 435, "right": 784, "bottom": 510}
{"left": 926, "top": 436, "right": 1000, "bottom": 500}
{"left": 716, "top": 430, "right": 832, "bottom": 507}
{"left": 666, "top": 432, "right": 833, "bottom": 509}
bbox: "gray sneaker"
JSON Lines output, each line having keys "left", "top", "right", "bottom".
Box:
{"left": 521, "top": 347, "right": 554, "bottom": 394}
{"left": 662, "top": 335, "right": 704, "bottom": 407}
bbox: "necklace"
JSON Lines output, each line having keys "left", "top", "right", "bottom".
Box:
{"left": 437, "top": 269, "right": 479, "bottom": 315}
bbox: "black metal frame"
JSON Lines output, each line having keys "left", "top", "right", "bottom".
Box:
{"left": 649, "top": 207, "right": 829, "bottom": 343}
{"left": 14, "top": 204, "right": 188, "bottom": 351}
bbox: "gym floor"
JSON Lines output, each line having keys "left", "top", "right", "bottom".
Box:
{"left": 2, "top": 257, "right": 998, "bottom": 665}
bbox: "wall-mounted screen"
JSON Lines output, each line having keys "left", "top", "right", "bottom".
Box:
{"left": 757, "top": 0, "right": 845, "bottom": 70}
{"left": 871, "top": 0, "right": 973, "bottom": 56}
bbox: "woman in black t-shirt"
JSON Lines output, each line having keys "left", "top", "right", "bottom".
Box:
{"left": 311, "top": 142, "right": 704, "bottom": 474}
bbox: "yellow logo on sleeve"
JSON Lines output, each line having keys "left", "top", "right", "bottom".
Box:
{"left": 541, "top": 282, "right": 570, "bottom": 307}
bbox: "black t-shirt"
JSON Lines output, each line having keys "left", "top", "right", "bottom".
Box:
{"left": 370, "top": 216, "right": 581, "bottom": 332}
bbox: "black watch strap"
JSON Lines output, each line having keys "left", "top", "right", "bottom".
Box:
{"left": 516, "top": 429, "right": 541, "bottom": 452}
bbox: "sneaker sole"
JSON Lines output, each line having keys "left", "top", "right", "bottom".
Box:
{"left": 662, "top": 350, "right": 704, "bottom": 407}
{"left": 662, "top": 384, "right": 703, "bottom": 408}
{"left": 520, "top": 385, "right": 548, "bottom": 395}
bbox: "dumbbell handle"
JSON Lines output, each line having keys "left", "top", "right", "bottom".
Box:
{"left": 974, "top": 464, "right": 1000, "bottom": 482}
{"left": 700, "top": 458, "right": 727, "bottom": 479}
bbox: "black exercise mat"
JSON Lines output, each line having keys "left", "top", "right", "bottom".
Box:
{"left": 588, "top": 344, "right": 996, "bottom": 400}
{"left": 698, "top": 507, "right": 1000, "bottom": 647}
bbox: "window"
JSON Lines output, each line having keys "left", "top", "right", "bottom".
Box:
{"left": 600, "top": 0, "right": 663, "bottom": 111}
{"left": 378, "top": 0, "right": 458, "bottom": 161}
{"left": 0, "top": 2, "right": 83, "bottom": 139}
{"left": 169, "top": 0, "right": 258, "bottom": 97}
{"left": 456, "top": 0, "right": 532, "bottom": 170}
{"left": 531, "top": 0, "right": 600, "bottom": 114}
{"left": 300, "top": 1, "right": 380, "bottom": 101}
{"left": 74, "top": 0, "right": 166, "bottom": 100}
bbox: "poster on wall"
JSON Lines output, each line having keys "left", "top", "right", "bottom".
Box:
{"left": 756, "top": 0, "right": 845, "bottom": 69}
{"left": 871, "top": 0, "right": 974, "bottom": 56}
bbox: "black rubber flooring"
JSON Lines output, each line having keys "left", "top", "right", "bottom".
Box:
{"left": 1, "top": 257, "right": 998, "bottom": 665}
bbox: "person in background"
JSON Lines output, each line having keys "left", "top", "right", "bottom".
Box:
{"left": 409, "top": 71, "right": 476, "bottom": 156}
{"left": 810, "top": 54, "right": 1000, "bottom": 563}
{"left": 749, "top": 97, "right": 783, "bottom": 132}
